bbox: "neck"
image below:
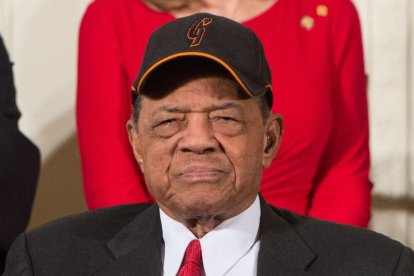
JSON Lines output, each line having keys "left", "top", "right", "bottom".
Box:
{"left": 159, "top": 196, "right": 257, "bottom": 239}
{"left": 160, "top": 208, "right": 231, "bottom": 238}
{"left": 143, "top": 0, "right": 277, "bottom": 22}
{"left": 184, "top": 215, "right": 224, "bottom": 238}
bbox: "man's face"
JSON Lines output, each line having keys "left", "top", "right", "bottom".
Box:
{"left": 127, "top": 73, "right": 281, "bottom": 223}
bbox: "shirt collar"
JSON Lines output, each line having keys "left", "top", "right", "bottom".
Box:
{"left": 160, "top": 195, "right": 261, "bottom": 275}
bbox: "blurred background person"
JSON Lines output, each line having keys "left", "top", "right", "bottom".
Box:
{"left": 0, "top": 34, "right": 40, "bottom": 273}
{"left": 77, "top": 0, "right": 371, "bottom": 227}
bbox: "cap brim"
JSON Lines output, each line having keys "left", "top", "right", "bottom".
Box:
{"left": 134, "top": 52, "right": 271, "bottom": 100}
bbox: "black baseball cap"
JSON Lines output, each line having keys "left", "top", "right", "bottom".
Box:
{"left": 132, "top": 13, "right": 273, "bottom": 108}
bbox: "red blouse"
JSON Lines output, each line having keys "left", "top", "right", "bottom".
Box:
{"left": 77, "top": 0, "right": 371, "bottom": 227}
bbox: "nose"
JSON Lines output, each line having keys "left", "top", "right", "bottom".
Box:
{"left": 178, "top": 113, "right": 219, "bottom": 154}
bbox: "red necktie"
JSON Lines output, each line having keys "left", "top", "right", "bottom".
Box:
{"left": 178, "top": 239, "right": 203, "bottom": 276}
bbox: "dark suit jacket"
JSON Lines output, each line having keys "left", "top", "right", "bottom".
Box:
{"left": 0, "top": 35, "right": 40, "bottom": 274}
{"left": 3, "top": 197, "right": 414, "bottom": 275}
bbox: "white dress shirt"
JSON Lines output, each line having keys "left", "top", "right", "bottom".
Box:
{"left": 160, "top": 195, "right": 261, "bottom": 276}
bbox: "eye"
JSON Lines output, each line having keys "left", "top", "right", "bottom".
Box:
{"left": 217, "top": 116, "right": 237, "bottom": 122}
{"left": 212, "top": 115, "right": 242, "bottom": 124}
{"left": 152, "top": 117, "right": 182, "bottom": 138}
{"left": 157, "top": 118, "right": 177, "bottom": 126}
{"left": 210, "top": 114, "right": 244, "bottom": 136}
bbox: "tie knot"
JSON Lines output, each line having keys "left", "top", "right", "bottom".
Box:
{"left": 178, "top": 239, "right": 203, "bottom": 276}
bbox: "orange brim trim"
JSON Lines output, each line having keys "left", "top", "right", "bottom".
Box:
{"left": 136, "top": 52, "right": 254, "bottom": 97}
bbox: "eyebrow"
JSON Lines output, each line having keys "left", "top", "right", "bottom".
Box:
{"left": 154, "top": 102, "right": 242, "bottom": 114}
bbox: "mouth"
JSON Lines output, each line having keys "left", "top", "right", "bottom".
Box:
{"left": 176, "top": 166, "right": 225, "bottom": 181}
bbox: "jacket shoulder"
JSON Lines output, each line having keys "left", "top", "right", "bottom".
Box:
{"left": 270, "top": 205, "right": 412, "bottom": 274}
{"left": 27, "top": 203, "right": 152, "bottom": 240}
{"left": 4, "top": 203, "right": 153, "bottom": 275}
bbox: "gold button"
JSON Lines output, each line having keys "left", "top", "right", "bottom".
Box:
{"left": 316, "top": 5, "right": 328, "bottom": 17}
{"left": 300, "top": 16, "right": 314, "bottom": 30}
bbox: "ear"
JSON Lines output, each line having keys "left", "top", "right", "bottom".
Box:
{"left": 126, "top": 119, "right": 145, "bottom": 172}
{"left": 262, "top": 113, "right": 283, "bottom": 168}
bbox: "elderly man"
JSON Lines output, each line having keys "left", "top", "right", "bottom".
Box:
{"left": 4, "top": 13, "right": 414, "bottom": 275}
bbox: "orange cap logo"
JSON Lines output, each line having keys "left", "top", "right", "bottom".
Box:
{"left": 187, "top": 17, "right": 213, "bottom": 47}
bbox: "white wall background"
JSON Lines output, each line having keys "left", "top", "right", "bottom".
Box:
{"left": 0, "top": 0, "right": 89, "bottom": 159}
{"left": 0, "top": 0, "right": 413, "bottom": 246}
{"left": 353, "top": 0, "right": 414, "bottom": 246}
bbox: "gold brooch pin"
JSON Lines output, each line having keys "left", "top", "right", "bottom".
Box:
{"left": 300, "top": 16, "right": 314, "bottom": 30}
{"left": 316, "top": 5, "right": 328, "bottom": 17}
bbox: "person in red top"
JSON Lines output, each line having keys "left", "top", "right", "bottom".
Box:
{"left": 77, "top": 0, "right": 371, "bottom": 227}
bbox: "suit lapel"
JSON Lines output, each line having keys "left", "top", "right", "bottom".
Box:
{"left": 89, "top": 197, "right": 315, "bottom": 275}
{"left": 257, "top": 196, "right": 316, "bottom": 276}
{"left": 94, "top": 204, "right": 163, "bottom": 276}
